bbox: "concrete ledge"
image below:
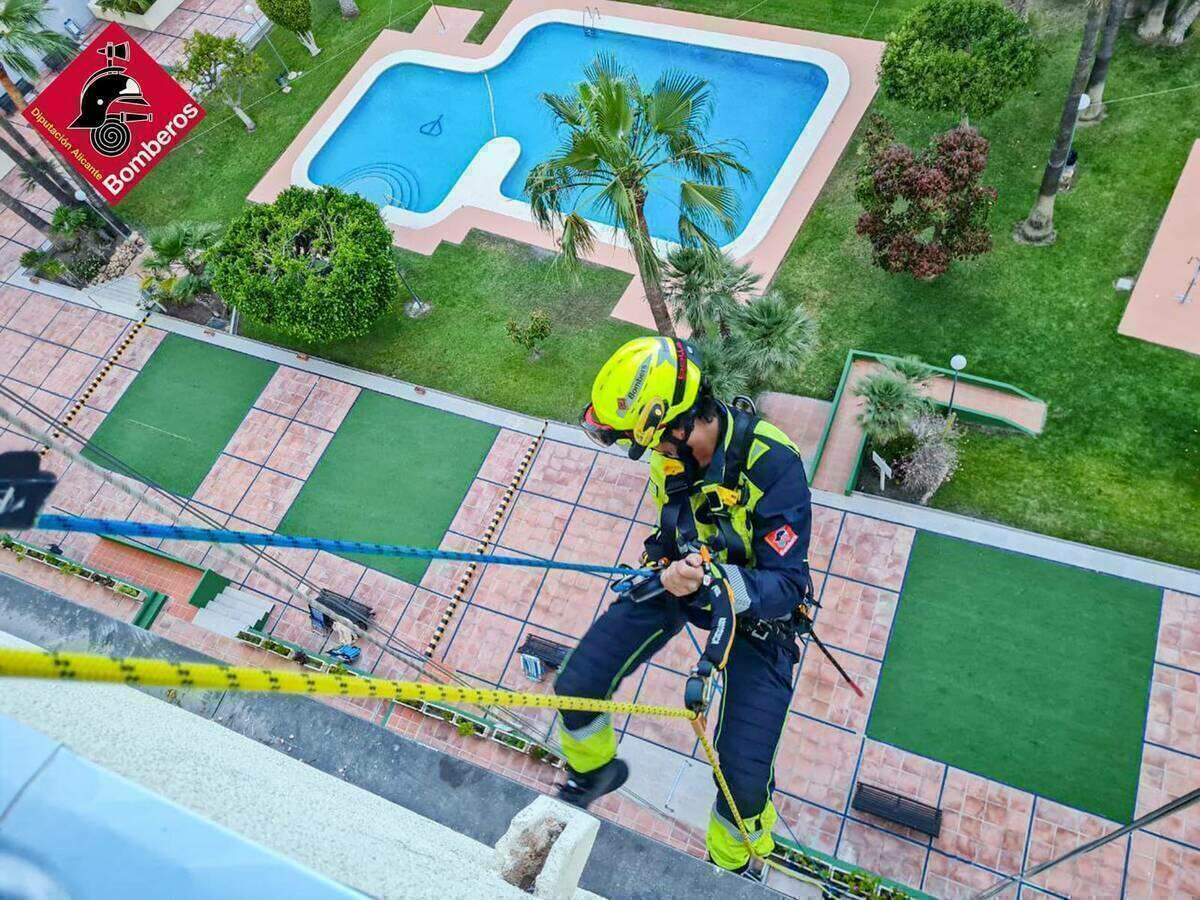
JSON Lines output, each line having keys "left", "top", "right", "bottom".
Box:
{"left": 87, "top": 0, "right": 187, "bottom": 32}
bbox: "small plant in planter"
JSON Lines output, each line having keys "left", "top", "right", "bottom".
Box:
{"left": 116, "top": 583, "right": 142, "bottom": 599}
{"left": 1, "top": 535, "right": 15, "bottom": 550}
{"left": 89, "top": 572, "right": 116, "bottom": 587}
{"left": 457, "top": 720, "right": 476, "bottom": 738}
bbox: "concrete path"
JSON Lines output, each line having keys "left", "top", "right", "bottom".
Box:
{"left": 811, "top": 359, "right": 1048, "bottom": 493}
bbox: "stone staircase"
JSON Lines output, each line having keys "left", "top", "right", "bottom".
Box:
{"left": 192, "top": 587, "right": 275, "bottom": 638}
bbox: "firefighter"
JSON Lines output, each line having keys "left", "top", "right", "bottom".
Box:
{"left": 556, "top": 336, "right": 815, "bottom": 873}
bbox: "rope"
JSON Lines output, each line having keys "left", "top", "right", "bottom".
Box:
{"left": 426, "top": 424, "right": 546, "bottom": 658}
{"left": 32, "top": 515, "right": 654, "bottom": 579}
{"left": 0, "top": 649, "right": 694, "bottom": 719}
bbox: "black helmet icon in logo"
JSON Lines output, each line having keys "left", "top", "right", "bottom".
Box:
{"left": 69, "top": 41, "right": 153, "bottom": 157}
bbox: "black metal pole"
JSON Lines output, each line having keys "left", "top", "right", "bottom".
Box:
{"left": 806, "top": 627, "right": 864, "bottom": 698}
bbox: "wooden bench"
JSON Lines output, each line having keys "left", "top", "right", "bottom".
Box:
{"left": 518, "top": 634, "right": 571, "bottom": 682}
{"left": 851, "top": 782, "right": 942, "bottom": 837}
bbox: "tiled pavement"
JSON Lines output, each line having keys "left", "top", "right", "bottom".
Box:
{"left": 4, "top": 287, "right": 1200, "bottom": 894}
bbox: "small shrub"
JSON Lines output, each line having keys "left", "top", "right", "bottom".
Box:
{"left": 505, "top": 309, "right": 553, "bottom": 360}
{"left": 66, "top": 252, "right": 106, "bottom": 285}
{"left": 897, "top": 413, "right": 962, "bottom": 503}
{"left": 97, "top": 0, "right": 155, "bottom": 14}
{"left": 21, "top": 249, "right": 66, "bottom": 282}
{"left": 692, "top": 334, "right": 752, "bottom": 400}
{"left": 855, "top": 360, "right": 934, "bottom": 446}
{"left": 457, "top": 720, "right": 475, "bottom": 737}
{"left": 727, "top": 289, "right": 817, "bottom": 389}
{"left": 51, "top": 205, "right": 103, "bottom": 247}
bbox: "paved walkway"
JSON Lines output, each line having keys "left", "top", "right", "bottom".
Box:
{"left": 811, "top": 358, "right": 1048, "bottom": 493}
{"left": 3, "top": 285, "right": 1199, "bottom": 897}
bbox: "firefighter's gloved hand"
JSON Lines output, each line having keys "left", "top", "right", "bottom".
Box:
{"left": 661, "top": 553, "right": 705, "bottom": 597}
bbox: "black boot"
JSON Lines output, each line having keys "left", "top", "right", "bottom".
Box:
{"left": 557, "top": 759, "right": 629, "bottom": 808}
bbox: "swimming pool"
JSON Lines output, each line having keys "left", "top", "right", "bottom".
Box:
{"left": 296, "top": 10, "right": 849, "bottom": 254}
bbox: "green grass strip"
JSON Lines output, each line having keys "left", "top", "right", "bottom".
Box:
{"left": 278, "top": 390, "right": 498, "bottom": 583}
{"left": 84, "top": 335, "right": 276, "bottom": 497}
{"left": 868, "top": 532, "right": 1161, "bottom": 823}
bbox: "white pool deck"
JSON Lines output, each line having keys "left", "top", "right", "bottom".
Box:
{"left": 250, "top": 1, "right": 885, "bottom": 329}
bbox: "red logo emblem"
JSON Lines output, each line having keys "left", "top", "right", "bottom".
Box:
{"left": 765, "top": 524, "right": 798, "bottom": 557}
{"left": 23, "top": 24, "right": 204, "bottom": 203}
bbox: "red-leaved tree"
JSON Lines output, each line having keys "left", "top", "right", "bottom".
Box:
{"left": 854, "top": 117, "right": 997, "bottom": 281}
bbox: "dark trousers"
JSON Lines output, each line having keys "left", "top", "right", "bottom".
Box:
{"left": 555, "top": 594, "right": 798, "bottom": 824}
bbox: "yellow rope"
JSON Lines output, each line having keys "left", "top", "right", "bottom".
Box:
{"left": 0, "top": 649, "right": 694, "bottom": 719}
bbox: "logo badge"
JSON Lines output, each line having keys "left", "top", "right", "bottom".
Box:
{"left": 24, "top": 24, "right": 204, "bottom": 202}
{"left": 765, "top": 524, "right": 799, "bottom": 557}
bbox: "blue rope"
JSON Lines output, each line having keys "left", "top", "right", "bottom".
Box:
{"left": 34, "top": 515, "right": 654, "bottom": 579}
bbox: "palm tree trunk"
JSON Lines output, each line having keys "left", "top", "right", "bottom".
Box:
{"left": 0, "top": 117, "right": 79, "bottom": 202}
{"left": 1080, "top": 0, "right": 1127, "bottom": 123}
{"left": 0, "top": 71, "right": 26, "bottom": 113}
{"left": 1166, "top": 0, "right": 1200, "bottom": 43}
{"left": 1015, "top": 1, "right": 1106, "bottom": 246}
{"left": 338, "top": 0, "right": 359, "bottom": 18}
{"left": 0, "top": 186, "right": 52, "bottom": 232}
{"left": 633, "top": 200, "right": 674, "bottom": 336}
{"left": 0, "top": 133, "right": 79, "bottom": 208}
{"left": 1138, "top": 0, "right": 1170, "bottom": 38}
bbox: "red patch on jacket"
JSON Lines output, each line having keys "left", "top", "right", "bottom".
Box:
{"left": 765, "top": 524, "right": 798, "bottom": 557}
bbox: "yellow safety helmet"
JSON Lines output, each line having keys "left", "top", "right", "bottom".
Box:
{"left": 581, "top": 337, "right": 703, "bottom": 460}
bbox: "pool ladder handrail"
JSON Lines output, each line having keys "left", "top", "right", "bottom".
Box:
{"left": 583, "top": 5, "right": 601, "bottom": 36}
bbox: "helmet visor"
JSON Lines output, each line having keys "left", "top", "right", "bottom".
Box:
{"left": 580, "top": 404, "right": 634, "bottom": 449}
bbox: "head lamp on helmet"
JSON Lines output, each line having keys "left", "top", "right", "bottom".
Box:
{"left": 582, "top": 337, "right": 703, "bottom": 460}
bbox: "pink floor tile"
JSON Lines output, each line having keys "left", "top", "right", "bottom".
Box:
{"left": 40, "top": 349, "right": 98, "bottom": 397}
{"left": 441, "top": 604, "right": 523, "bottom": 684}
{"left": 934, "top": 768, "right": 1034, "bottom": 875}
{"left": 264, "top": 420, "right": 333, "bottom": 479}
{"left": 618, "top": 521, "right": 655, "bottom": 567}
{"left": 0, "top": 286, "right": 30, "bottom": 325}
{"left": 1125, "top": 831, "right": 1200, "bottom": 899}
{"left": 774, "top": 793, "right": 842, "bottom": 855}
{"left": 627, "top": 665, "right": 694, "bottom": 754}
{"left": 836, "top": 820, "right": 927, "bottom": 892}
{"left": 71, "top": 314, "right": 127, "bottom": 356}
{"left": 393, "top": 588, "right": 443, "bottom": 651}
{"left": 12, "top": 293, "right": 62, "bottom": 335}
{"left": 224, "top": 408, "right": 290, "bottom": 464}
{"left": 418, "top": 531, "right": 479, "bottom": 598}
{"left": 635, "top": 487, "right": 658, "bottom": 525}
{"left": 1025, "top": 799, "right": 1127, "bottom": 898}
{"left": 449, "top": 478, "right": 507, "bottom": 541}
{"left": 498, "top": 492, "right": 572, "bottom": 559}
{"left": 498, "top": 626, "right": 561, "bottom": 738}
{"left": 471, "top": 556, "right": 545, "bottom": 619}
{"left": 523, "top": 440, "right": 594, "bottom": 503}
{"left": 774, "top": 715, "right": 862, "bottom": 811}
{"left": 809, "top": 505, "right": 844, "bottom": 571}
{"left": 0, "top": 329, "right": 33, "bottom": 375}
{"left": 306, "top": 550, "right": 365, "bottom": 597}
{"left": 479, "top": 429, "right": 539, "bottom": 483}
{"left": 921, "top": 851, "right": 1017, "bottom": 900}
{"left": 14, "top": 340, "right": 65, "bottom": 385}
{"left": 353, "top": 567, "right": 416, "bottom": 636}
{"left": 829, "top": 514, "right": 915, "bottom": 592}
{"left": 1146, "top": 664, "right": 1200, "bottom": 756}
{"left": 555, "top": 507, "right": 629, "bottom": 567}
{"left": 192, "top": 454, "right": 259, "bottom": 513}
{"left": 1137, "top": 743, "right": 1200, "bottom": 847}
{"left": 792, "top": 647, "right": 878, "bottom": 733}
{"left": 295, "top": 377, "right": 359, "bottom": 431}
{"left": 117, "top": 327, "right": 164, "bottom": 369}
{"left": 255, "top": 367, "right": 318, "bottom": 418}
{"left": 232, "top": 468, "right": 304, "bottom": 530}
{"left": 855, "top": 740, "right": 945, "bottom": 843}
{"left": 578, "top": 452, "right": 648, "bottom": 518}
{"left": 1157, "top": 590, "right": 1200, "bottom": 673}
{"left": 41, "top": 304, "right": 94, "bottom": 347}
{"left": 814, "top": 576, "right": 897, "bottom": 661}
{"left": 527, "top": 568, "right": 606, "bottom": 638}
{"left": 87, "top": 364, "right": 137, "bottom": 412}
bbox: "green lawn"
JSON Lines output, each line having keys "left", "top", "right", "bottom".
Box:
{"left": 84, "top": 335, "right": 276, "bottom": 495}
{"left": 119, "top": 2, "right": 1200, "bottom": 567}
{"left": 868, "top": 531, "right": 1161, "bottom": 824}
{"left": 277, "top": 390, "right": 498, "bottom": 582}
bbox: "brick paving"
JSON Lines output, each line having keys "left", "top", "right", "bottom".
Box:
{"left": 4, "top": 286, "right": 1200, "bottom": 894}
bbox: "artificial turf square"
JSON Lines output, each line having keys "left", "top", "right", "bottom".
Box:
{"left": 278, "top": 390, "right": 497, "bottom": 584}
{"left": 84, "top": 334, "right": 276, "bottom": 496}
{"left": 867, "top": 532, "right": 1161, "bottom": 823}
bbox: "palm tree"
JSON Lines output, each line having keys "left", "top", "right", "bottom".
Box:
{"left": 854, "top": 366, "right": 932, "bottom": 446}
{"left": 0, "top": 0, "right": 74, "bottom": 110}
{"left": 1015, "top": 1, "right": 1107, "bottom": 246}
{"left": 0, "top": 131, "right": 76, "bottom": 208}
{"left": 692, "top": 334, "right": 752, "bottom": 400}
{"left": 525, "top": 54, "right": 749, "bottom": 336}
{"left": 664, "top": 247, "right": 759, "bottom": 339}
{"left": 141, "top": 222, "right": 223, "bottom": 310}
{"left": 1079, "top": 0, "right": 1128, "bottom": 123}
{"left": 728, "top": 290, "right": 817, "bottom": 389}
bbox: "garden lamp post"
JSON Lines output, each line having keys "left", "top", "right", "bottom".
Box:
{"left": 948, "top": 354, "right": 967, "bottom": 414}
{"left": 398, "top": 267, "right": 430, "bottom": 318}
{"left": 246, "top": 5, "right": 292, "bottom": 89}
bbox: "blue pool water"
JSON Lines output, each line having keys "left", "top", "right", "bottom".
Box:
{"left": 309, "top": 23, "right": 829, "bottom": 244}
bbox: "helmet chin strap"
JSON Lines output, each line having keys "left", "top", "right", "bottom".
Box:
{"left": 658, "top": 408, "right": 701, "bottom": 476}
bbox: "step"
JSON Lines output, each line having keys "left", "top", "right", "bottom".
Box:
{"left": 192, "top": 606, "right": 247, "bottom": 638}
{"left": 211, "top": 588, "right": 274, "bottom": 620}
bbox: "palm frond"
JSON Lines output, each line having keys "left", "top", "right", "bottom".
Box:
{"left": 645, "top": 69, "right": 712, "bottom": 135}
{"left": 541, "top": 91, "right": 587, "bottom": 129}
{"left": 679, "top": 181, "right": 740, "bottom": 237}
{"left": 729, "top": 289, "right": 817, "bottom": 388}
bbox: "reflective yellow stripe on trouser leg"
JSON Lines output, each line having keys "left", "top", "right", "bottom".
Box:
{"left": 557, "top": 712, "right": 617, "bottom": 774}
{"left": 706, "top": 799, "right": 779, "bottom": 870}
